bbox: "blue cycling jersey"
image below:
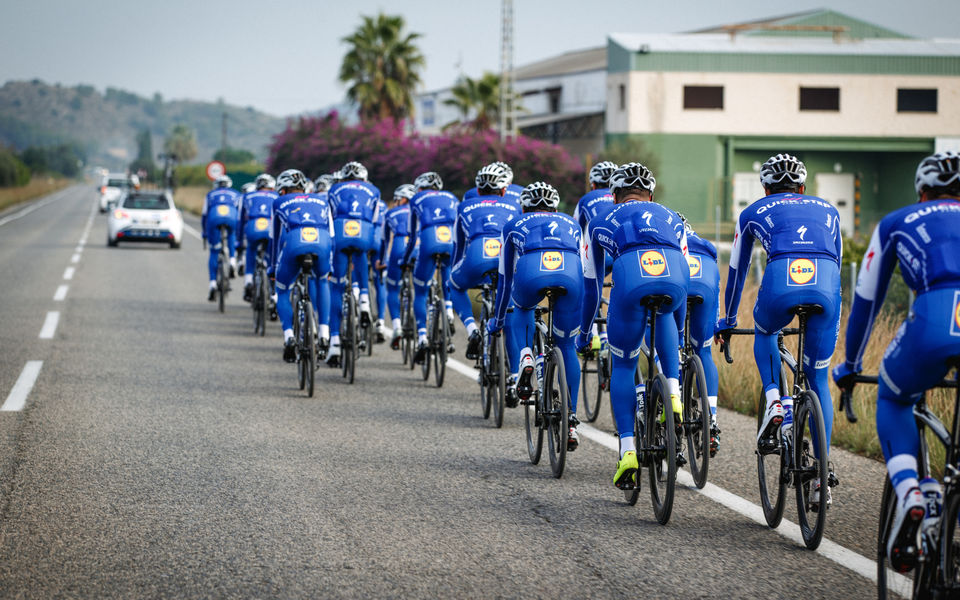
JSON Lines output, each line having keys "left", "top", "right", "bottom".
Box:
{"left": 238, "top": 190, "right": 278, "bottom": 246}
{"left": 572, "top": 187, "right": 614, "bottom": 234}
{"left": 686, "top": 226, "right": 717, "bottom": 261}
{"left": 453, "top": 194, "right": 520, "bottom": 265}
{"left": 270, "top": 193, "right": 335, "bottom": 269}
{"left": 723, "top": 192, "right": 842, "bottom": 326}
{"left": 202, "top": 188, "right": 241, "bottom": 237}
{"left": 402, "top": 189, "right": 458, "bottom": 265}
{"left": 328, "top": 180, "right": 381, "bottom": 223}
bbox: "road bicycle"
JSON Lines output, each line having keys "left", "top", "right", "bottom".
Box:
{"left": 720, "top": 304, "right": 833, "bottom": 550}
{"left": 215, "top": 225, "right": 231, "bottom": 313}
{"left": 421, "top": 253, "right": 450, "bottom": 388}
{"left": 475, "top": 272, "right": 507, "bottom": 428}
{"left": 251, "top": 239, "right": 269, "bottom": 336}
{"left": 521, "top": 288, "right": 573, "bottom": 479}
{"left": 339, "top": 248, "right": 365, "bottom": 384}
{"left": 679, "top": 295, "right": 712, "bottom": 489}
{"left": 399, "top": 267, "right": 416, "bottom": 369}
{"left": 290, "top": 253, "right": 319, "bottom": 397}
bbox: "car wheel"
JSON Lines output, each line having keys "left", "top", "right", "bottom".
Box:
{"left": 169, "top": 241, "right": 181, "bottom": 249}
{"left": 107, "top": 236, "right": 118, "bottom": 247}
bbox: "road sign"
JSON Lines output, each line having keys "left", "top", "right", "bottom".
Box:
{"left": 205, "top": 161, "right": 226, "bottom": 181}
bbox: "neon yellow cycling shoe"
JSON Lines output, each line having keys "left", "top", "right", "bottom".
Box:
{"left": 659, "top": 394, "right": 683, "bottom": 423}
{"left": 614, "top": 451, "right": 639, "bottom": 489}
{"left": 591, "top": 334, "right": 601, "bottom": 351}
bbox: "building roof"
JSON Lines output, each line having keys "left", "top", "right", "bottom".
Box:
{"left": 512, "top": 47, "right": 606, "bottom": 80}
{"left": 690, "top": 8, "right": 911, "bottom": 40}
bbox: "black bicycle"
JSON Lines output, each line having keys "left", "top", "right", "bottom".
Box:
{"left": 720, "top": 304, "right": 832, "bottom": 550}
{"left": 399, "top": 267, "right": 416, "bottom": 369}
{"left": 579, "top": 291, "right": 611, "bottom": 423}
{"left": 475, "top": 272, "right": 507, "bottom": 428}
{"left": 251, "top": 239, "right": 269, "bottom": 336}
{"left": 679, "top": 296, "right": 712, "bottom": 489}
{"left": 421, "top": 253, "right": 450, "bottom": 388}
{"left": 842, "top": 362, "right": 960, "bottom": 600}
{"left": 290, "top": 253, "right": 319, "bottom": 397}
{"left": 521, "top": 289, "right": 572, "bottom": 479}
{"left": 215, "top": 225, "right": 231, "bottom": 313}
{"left": 339, "top": 248, "right": 364, "bottom": 384}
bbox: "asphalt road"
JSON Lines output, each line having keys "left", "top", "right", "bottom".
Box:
{"left": 0, "top": 186, "right": 898, "bottom": 598}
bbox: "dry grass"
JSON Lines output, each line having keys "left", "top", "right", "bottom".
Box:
{"left": 173, "top": 185, "right": 208, "bottom": 216}
{"left": 717, "top": 275, "right": 955, "bottom": 462}
{"left": 0, "top": 178, "right": 72, "bottom": 212}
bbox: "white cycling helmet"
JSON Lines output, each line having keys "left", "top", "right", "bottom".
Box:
{"left": 314, "top": 174, "right": 335, "bottom": 193}
{"left": 255, "top": 173, "right": 276, "bottom": 190}
{"left": 304, "top": 180, "right": 315, "bottom": 193}
{"left": 491, "top": 161, "right": 513, "bottom": 185}
{"left": 214, "top": 175, "right": 233, "bottom": 189}
{"left": 341, "top": 161, "right": 368, "bottom": 181}
{"left": 915, "top": 151, "right": 960, "bottom": 198}
{"left": 520, "top": 181, "right": 560, "bottom": 210}
{"left": 241, "top": 182, "right": 256, "bottom": 194}
{"left": 589, "top": 161, "right": 618, "bottom": 186}
{"left": 475, "top": 163, "right": 510, "bottom": 191}
{"left": 760, "top": 153, "right": 807, "bottom": 187}
{"left": 394, "top": 183, "right": 416, "bottom": 200}
{"left": 414, "top": 171, "right": 443, "bottom": 191}
{"left": 610, "top": 162, "right": 656, "bottom": 194}
{"left": 275, "top": 169, "right": 308, "bottom": 192}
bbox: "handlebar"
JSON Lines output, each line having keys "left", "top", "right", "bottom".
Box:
{"left": 717, "top": 328, "right": 754, "bottom": 364}
{"left": 837, "top": 374, "right": 877, "bottom": 425}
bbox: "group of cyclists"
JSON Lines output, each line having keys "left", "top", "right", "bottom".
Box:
{"left": 198, "top": 148, "right": 960, "bottom": 575}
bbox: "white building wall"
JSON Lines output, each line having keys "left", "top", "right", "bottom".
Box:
{"left": 607, "top": 71, "right": 960, "bottom": 137}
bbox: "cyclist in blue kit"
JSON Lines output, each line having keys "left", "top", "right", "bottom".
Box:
{"left": 239, "top": 174, "right": 278, "bottom": 302}
{"left": 489, "top": 182, "right": 583, "bottom": 449}
{"left": 573, "top": 160, "right": 617, "bottom": 348}
{"left": 270, "top": 169, "right": 334, "bottom": 362}
{"left": 403, "top": 171, "right": 458, "bottom": 363}
{"left": 717, "top": 153, "right": 842, "bottom": 507}
{"left": 370, "top": 192, "right": 390, "bottom": 342}
{"left": 450, "top": 163, "right": 520, "bottom": 360}
{"left": 326, "top": 161, "right": 381, "bottom": 367}
{"left": 382, "top": 183, "right": 416, "bottom": 349}
{"left": 463, "top": 161, "right": 523, "bottom": 208}
{"left": 576, "top": 163, "right": 689, "bottom": 486}
{"left": 833, "top": 151, "right": 960, "bottom": 572}
{"left": 202, "top": 175, "right": 241, "bottom": 301}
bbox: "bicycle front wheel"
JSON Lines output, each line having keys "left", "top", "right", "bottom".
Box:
{"left": 647, "top": 373, "right": 676, "bottom": 525}
{"left": 342, "top": 292, "right": 356, "bottom": 384}
{"left": 683, "top": 356, "right": 711, "bottom": 489}
{"left": 433, "top": 298, "right": 447, "bottom": 388}
{"left": 545, "top": 347, "right": 569, "bottom": 479}
{"left": 490, "top": 333, "right": 506, "bottom": 429}
{"left": 305, "top": 301, "right": 316, "bottom": 397}
{"left": 794, "top": 390, "right": 829, "bottom": 550}
{"left": 296, "top": 299, "right": 306, "bottom": 391}
{"left": 478, "top": 308, "right": 492, "bottom": 419}
{"left": 580, "top": 353, "right": 603, "bottom": 423}
{"left": 217, "top": 259, "right": 228, "bottom": 313}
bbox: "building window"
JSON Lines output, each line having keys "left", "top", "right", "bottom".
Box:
{"left": 421, "top": 98, "right": 435, "bottom": 126}
{"left": 683, "top": 86, "right": 723, "bottom": 109}
{"left": 546, "top": 87, "right": 562, "bottom": 114}
{"left": 799, "top": 87, "right": 840, "bottom": 111}
{"left": 618, "top": 84, "right": 626, "bottom": 111}
{"left": 897, "top": 88, "right": 937, "bottom": 113}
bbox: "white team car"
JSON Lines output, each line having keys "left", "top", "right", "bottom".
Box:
{"left": 107, "top": 190, "right": 183, "bottom": 249}
{"left": 98, "top": 173, "right": 138, "bottom": 212}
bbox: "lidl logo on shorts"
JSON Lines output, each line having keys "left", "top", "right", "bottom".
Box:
{"left": 788, "top": 258, "right": 817, "bottom": 285}
{"left": 216, "top": 205, "right": 230, "bottom": 217}
{"left": 255, "top": 217, "right": 269, "bottom": 231}
{"left": 687, "top": 255, "right": 702, "bottom": 278}
{"left": 640, "top": 250, "right": 668, "bottom": 277}
{"left": 300, "top": 227, "right": 319, "bottom": 243}
{"left": 483, "top": 238, "right": 501, "bottom": 258}
{"left": 541, "top": 251, "right": 563, "bottom": 271}
{"left": 952, "top": 291, "right": 960, "bottom": 337}
{"left": 436, "top": 225, "right": 452, "bottom": 243}
{"left": 344, "top": 220, "right": 361, "bottom": 237}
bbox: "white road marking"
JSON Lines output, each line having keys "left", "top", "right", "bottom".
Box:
{"left": 75, "top": 246, "right": 83, "bottom": 253}
{"left": 63, "top": 266, "right": 75, "bottom": 280}
{"left": 38, "top": 311, "right": 60, "bottom": 339}
{"left": 1, "top": 361, "right": 43, "bottom": 412}
{"left": 53, "top": 285, "right": 68, "bottom": 301}
{"left": 182, "top": 223, "right": 203, "bottom": 240}
{"left": 70, "top": 253, "right": 80, "bottom": 263}
{"left": 446, "top": 356, "right": 911, "bottom": 596}
{"left": 0, "top": 191, "right": 65, "bottom": 227}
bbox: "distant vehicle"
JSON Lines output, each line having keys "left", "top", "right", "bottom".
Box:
{"left": 98, "top": 173, "right": 137, "bottom": 213}
{"left": 107, "top": 190, "right": 183, "bottom": 249}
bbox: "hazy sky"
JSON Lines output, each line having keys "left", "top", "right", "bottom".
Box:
{"left": 2, "top": 0, "right": 959, "bottom": 117}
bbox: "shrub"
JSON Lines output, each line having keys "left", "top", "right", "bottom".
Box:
{"left": 0, "top": 147, "right": 31, "bottom": 187}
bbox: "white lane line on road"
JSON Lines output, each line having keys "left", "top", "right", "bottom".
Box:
{"left": 63, "top": 266, "right": 75, "bottom": 280}
{"left": 1, "top": 361, "right": 43, "bottom": 412}
{"left": 75, "top": 245, "right": 83, "bottom": 253}
{"left": 70, "top": 253, "right": 81, "bottom": 263}
{"left": 38, "top": 311, "right": 60, "bottom": 339}
{"left": 182, "top": 223, "right": 203, "bottom": 241}
{"left": 53, "top": 285, "right": 69, "bottom": 301}
{"left": 446, "top": 356, "right": 912, "bottom": 596}
{"left": 0, "top": 192, "right": 64, "bottom": 227}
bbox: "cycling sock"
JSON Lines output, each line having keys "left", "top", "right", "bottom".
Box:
{"left": 619, "top": 435, "right": 636, "bottom": 458}
{"left": 244, "top": 273, "right": 253, "bottom": 286}
{"left": 591, "top": 323, "right": 599, "bottom": 337}
{"left": 466, "top": 322, "right": 477, "bottom": 337}
{"left": 419, "top": 333, "right": 427, "bottom": 344}
{"left": 392, "top": 318, "right": 401, "bottom": 330}
{"left": 667, "top": 377, "right": 680, "bottom": 398}
{"left": 709, "top": 396, "right": 718, "bottom": 414}
{"left": 209, "top": 280, "right": 217, "bottom": 290}
{"left": 283, "top": 328, "right": 294, "bottom": 343}
{"left": 330, "top": 334, "right": 340, "bottom": 346}
{"left": 889, "top": 454, "right": 920, "bottom": 503}
{"left": 318, "top": 324, "right": 329, "bottom": 339}
{"left": 764, "top": 387, "right": 781, "bottom": 408}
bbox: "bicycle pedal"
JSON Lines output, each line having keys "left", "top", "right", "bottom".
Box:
{"left": 676, "top": 453, "right": 687, "bottom": 467}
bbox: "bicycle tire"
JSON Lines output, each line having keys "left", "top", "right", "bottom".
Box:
{"left": 545, "top": 347, "right": 570, "bottom": 479}
{"left": 794, "top": 389, "right": 829, "bottom": 550}
{"left": 434, "top": 296, "right": 447, "bottom": 388}
{"left": 305, "top": 301, "right": 316, "bottom": 398}
{"left": 683, "top": 355, "right": 711, "bottom": 489}
{"left": 253, "top": 273, "right": 264, "bottom": 334}
{"left": 524, "top": 330, "right": 544, "bottom": 464}
{"left": 421, "top": 286, "right": 433, "bottom": 382}
{"left": 877, "top": 477, "right": 925, "bottom": 599}
{"left": 580, "top": 352, "right": 604, "bottom": 423}
{"left": 296, "top": 297, "right": 306, "bottom": 391}
{"left": 490, "top": 333, "right": 506, "bottom": 429}
{"left": 937, "top": 484, "right": 960, "bottom": 598}
{"left": 479, "top": 305, "right": 492, "bottom": 419}
{"left": 217, "top": 259, "right": 227, "bottom": 313}
{"left": 624, "top": 403, "right": 642, "bottom": 505}
{"left": 342, "top": 291, "right": 356, "bottom": 384}
{"left": 647, "top": 373, "right": 676, "bottom": 525}
{"left": 258, "top": 270, "right": 268, "bottom": 337}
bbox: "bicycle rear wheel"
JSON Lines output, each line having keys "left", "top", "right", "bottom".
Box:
{"left": 421, "top": 289, "right": 433, "bottom": 381}
{"left": 624, "top": 405, "right": 642, "bottom": 505}
{"left": 545, "top": 347, "right": 569, "bottom": 479}
{"left": 490, "top": 333, "right": 506, "bottom": 429}
{"left": 479, "top": 306, "right": 492, "bottom": 419}
{"left": 342, "top": 292, "right": 356, "bottom": 384}
{"left": 217, "top": 258, "right": 228, "bottom": 313}
{"left": 433, "top": 297, "right": 447, "bottom": 388}
{"left": 757, "top": 386, "right": 788, "bottom": 529}
{"left": 296, "top": 298, "right": 306, "bottom": 391}
{"left": 683, "top": 355, "right": 711, "bottom": 489}
{"left": 647, "top": 373, "right": 676, "bottom": 525}
{"left": 877, "top": 477, "right": 925, "bottom": 599}
{"left": 305, "top": 302, "right": 316, "bottom": 397}
{"left": 794, "top": 390, "right": 829, "bottom": 550}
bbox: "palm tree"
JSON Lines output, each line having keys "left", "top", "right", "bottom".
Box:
{"left": 339, "top": 13, "right": 425, "bottom": 122}
{"left": 443, "top": 72, "right": 502, "bottom": 132}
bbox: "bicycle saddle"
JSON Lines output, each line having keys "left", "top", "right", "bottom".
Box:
{"left": 642, "top": 294, "right": 672, "bottom": 309}
{"left": 297, "top": 254, "right": 317, "bottom": 268}
{"left": 790, "top": 304, "right": 824, "bottom": 317}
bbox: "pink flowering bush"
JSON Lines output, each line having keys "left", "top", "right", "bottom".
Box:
{"left": 268, "top": 114, "right": 585, "bottom": 208}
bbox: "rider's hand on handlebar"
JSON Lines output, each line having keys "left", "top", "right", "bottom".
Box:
{"left": 832, "top": 362, "right": 860, "bottom": 391}
{"left": 486, "top": 318, "right": 502, "bottom": 336}
{"left": 575, "top": 332, "right": 593, "bottom": 356}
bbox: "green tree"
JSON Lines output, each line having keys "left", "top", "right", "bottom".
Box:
{"left": 339, "top": 13, "right": 425, "bottom": 122}
{"left": 443, "top": 72, "right": 503, "bottom": 132}
{"left": 163, "top": 124, "right": 198, "bottom": 163}
{"left": 213, "top": 147, "right": 255, "bottom": 164}
{"left": 129, "top": 129, "right": 157, "bottom": 178}
{"left": 0, "top": 147, "right": 30, "bottom": 187}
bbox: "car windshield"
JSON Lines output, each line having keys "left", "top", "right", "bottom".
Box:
{"left": 123, "top": 195, "right": 170, "bottom": 210}
{"left": 107, "top": 179, "right": 129, "bottom": 188}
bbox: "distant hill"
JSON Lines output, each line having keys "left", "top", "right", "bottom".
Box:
{"left": 0, "top": 80, "right": 288, "bottom": 170}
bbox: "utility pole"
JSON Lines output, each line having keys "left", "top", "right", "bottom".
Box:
{"left": 499, "top": 0, "right": 517, "bottom": 142}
